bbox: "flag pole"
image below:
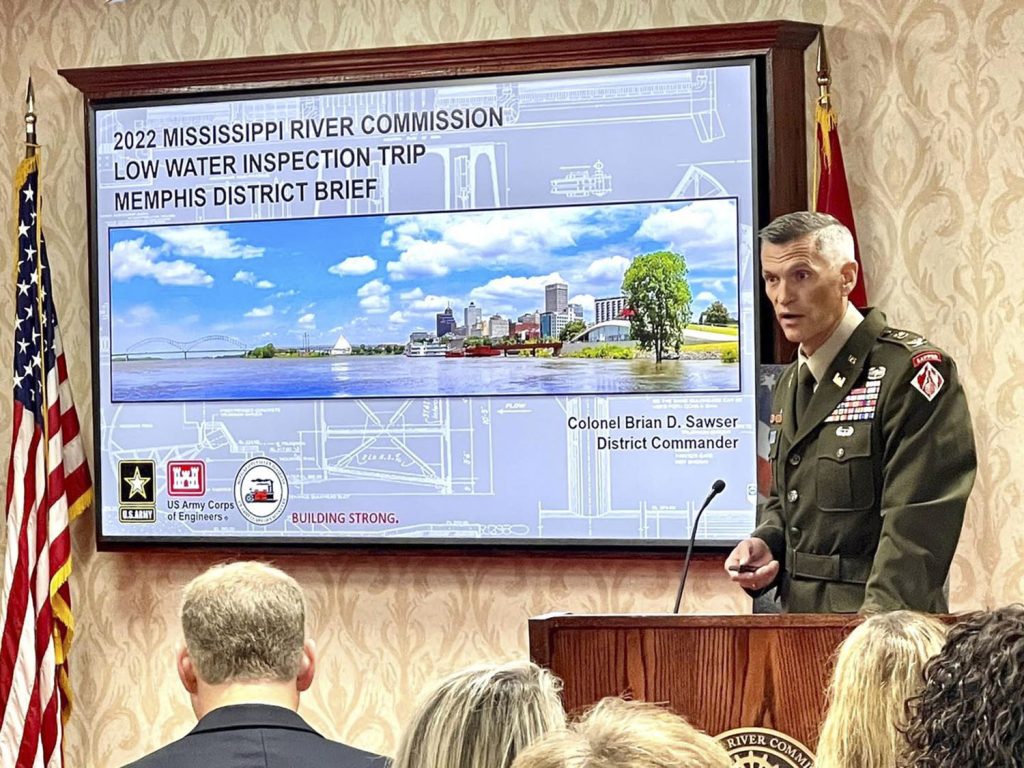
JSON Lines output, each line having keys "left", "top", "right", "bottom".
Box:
{"left": 816, "top": 29, "right": 831, "bottom": 107}
{"left": 812, "top": 30, "right": 831, "bottom": 211}
{"left": 24, "top": 78, "right": 51, "bottom": 471}
{"left": 25, "top": 77, "right": 37, "bottom": 158}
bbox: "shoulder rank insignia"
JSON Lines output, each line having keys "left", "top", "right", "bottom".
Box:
{"left": 881, "top": 327, "right": 935, "bottom": 352}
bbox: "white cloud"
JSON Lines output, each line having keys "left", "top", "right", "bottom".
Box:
{"left": 357, "top": 279, "right": 389, "bottom": 298}
{"left": 470, "top": 273, "right": 566, "bottom": 305}
{"left": 274, "top": 289, "right": 298, "bottom": 298}
{"left": 143, "top": 225, "right": 264, "bottom": 259}
{"left": 115, "top": 304, "right": 158, "bottom": 327}
{"left": 388, "top": 311, "right": 409, "bottom": 325}
{"left": 696, "top": 291, "right": 717, "bottom": 304}
{"left": 584, "top": 255, "right": 631, "bottom": 282}
{"left": 635, "top": 199, "right": 736, "bottom": 250}
{"left": 357, "top": 279, "right": 390, "bottom": 313}
{"left": 399, "top": 287, "right": 424, "bottom": 301}
{"left": 569, "top": 294, "right": 596, "bottom": 313}
{"left": 329, "top": 255, "right": 378, "bottom": 277}
{"left": 234, "top": 271, "right": 274, "bottom": 289}
{"left": 382, "top": 207, "right": 614, "bottom": 280}
{"left": 386, "top": 240, "right": 459, "bottom": 280}
{"left": 360, "top": 295, "right": 390, "bottom": 313}
{"left": 110, "top": 238, "right": 213, "bottom": 286}
{"left": 298, "top": 312, "right": 315, "bottom": 326}
{"left": 406, "top": 295, "right": 456, "bottom": 314}
{"left": 244, "top": 305, "right": 274, "bottom": 318}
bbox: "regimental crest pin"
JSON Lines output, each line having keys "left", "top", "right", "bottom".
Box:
{"left": 867, "top": 366, "right": 887, "bottom": 380}
{"left": 833, "top": 372, "right": 846, "bottom": 387}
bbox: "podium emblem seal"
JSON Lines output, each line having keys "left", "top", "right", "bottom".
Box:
{"left": 716, "top": 727, "right": 815, "bottom": 768}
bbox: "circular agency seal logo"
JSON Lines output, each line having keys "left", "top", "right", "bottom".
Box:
{"left": 717, "top": 727, "right": 815, "bottom": 768}
{"left": 233, "top": 457, "right": 289, "bottom": 526}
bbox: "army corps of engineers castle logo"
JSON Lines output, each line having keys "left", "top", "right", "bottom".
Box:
{"left": 233, "top": 457, "right": 289, "bottom": 525}
{"left": 717, "top": 727, "right": 815, "bottom": 768}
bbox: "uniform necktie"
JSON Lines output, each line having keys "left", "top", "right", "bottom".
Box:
{"left": 795, "top": 364, "right": 815, "bottom": 429}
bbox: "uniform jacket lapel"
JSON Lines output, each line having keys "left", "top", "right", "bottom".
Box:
{"left": 791, "top": 310, "right": 886, "bottom": 446}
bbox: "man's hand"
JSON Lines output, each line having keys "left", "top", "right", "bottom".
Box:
{"left": 724, "top": 537, "right": 779, "bottom": 591}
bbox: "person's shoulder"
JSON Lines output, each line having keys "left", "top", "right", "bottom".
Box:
{"left": 873, "top": 325, "right": 957, "bottom": 369}
{"left": 119, "top": 739, "right": 186, "bottom": 768}
{"left": 313, "top": 736, "right": 388, "bottom": 767}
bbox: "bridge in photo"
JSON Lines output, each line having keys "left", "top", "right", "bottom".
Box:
{"left": 112, "top": 335, "right": 249, "bottom": 361}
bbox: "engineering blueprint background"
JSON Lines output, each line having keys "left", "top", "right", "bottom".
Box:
{"left": 94, "top": 61, "right": 760, "bottom": 544}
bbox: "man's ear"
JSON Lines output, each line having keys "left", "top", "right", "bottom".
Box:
{"left": 296, "top": 639, "right": 316, "bottom": 692}
{"left": 840, "top": 260, "right": 859, "bottom": 296}
{"left": 177, "top": 644, "right": 199, "bottom": 695}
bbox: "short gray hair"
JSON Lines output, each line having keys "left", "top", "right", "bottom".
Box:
{"left": 392, "top": 661, "right": 566, "bottom": 768}
{"left": 181, "top": 561, "right": 306, "bottom": 685}
{"left": 759, "top": 211, "right": 855, "bottom": 268}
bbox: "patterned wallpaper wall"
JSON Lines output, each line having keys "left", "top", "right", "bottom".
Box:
{"left": 0, "top": 1, "right": 1022, "bottom": 765}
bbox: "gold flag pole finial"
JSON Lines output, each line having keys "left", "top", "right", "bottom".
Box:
{"left": 816, "top": 29, "right": 831, "bottom": 107}
{"left": 25, "top": 77, "right": 37, "bottom": 158}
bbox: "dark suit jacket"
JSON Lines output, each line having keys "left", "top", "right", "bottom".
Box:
{"left": 122, "top": 703, "right": 386, "bottom": 768}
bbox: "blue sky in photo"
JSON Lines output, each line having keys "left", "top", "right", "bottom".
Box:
{"left": 108, "top": 198, "right": 739, "bottom": 351}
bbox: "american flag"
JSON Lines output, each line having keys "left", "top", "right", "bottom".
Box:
{"left": 0, "top": 155, "right": 92, "bottom": 768}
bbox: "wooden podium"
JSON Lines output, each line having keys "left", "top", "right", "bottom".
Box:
{"left": 528, "top": 613, "right": 859, "bottom": 749}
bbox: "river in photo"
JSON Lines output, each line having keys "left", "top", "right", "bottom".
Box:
{"left": 110, "top": 354, "right": 739, "bottom": 402}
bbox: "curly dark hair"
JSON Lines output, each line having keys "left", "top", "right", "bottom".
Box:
{"left": 902, "top": 604, "right": 1024, "bottom": 767}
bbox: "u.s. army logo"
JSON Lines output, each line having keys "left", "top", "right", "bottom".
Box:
{"left": 717, "top": 727, "right": 815, "bottom": 768}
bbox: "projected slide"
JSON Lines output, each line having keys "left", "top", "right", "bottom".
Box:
{"left": 92, "top": 61, "right": 760, "bottom": 546}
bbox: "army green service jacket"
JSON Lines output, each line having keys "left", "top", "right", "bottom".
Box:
{"left": 753, "top": 309, "right": 977, "bottom": 613}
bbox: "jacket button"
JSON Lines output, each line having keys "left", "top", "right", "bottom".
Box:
{"left": 787, "top": 489, "right": 799, "bottom": 503}
{"left": 789, "top": 453, "right": 802, "bottom": 466}
{"left": 789, "top": 526, "right": 799, "bottom": 535}
{"left": 836, "top": 448, "right": 846, "bottom": 458}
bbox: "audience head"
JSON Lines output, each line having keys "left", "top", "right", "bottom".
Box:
{"left": 903, "top": 604, "right": 1024, "bottom": 767}
{"left": 391, "top": 660, "right": 565, "bottom": 768}
{"left": 815, "top": 611, "right": 947, "bottom": 768}
{"left": 511, "top": 696, "right": 731, "bottom": 768}
{"left": 176, "top": 561, "right": 314, "bottom": 717}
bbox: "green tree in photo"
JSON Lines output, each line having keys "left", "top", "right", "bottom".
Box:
{"left": 704, "top": 300, "right": 730, "bottom": 325}
{"left": 559, "top": 319, "right": 587, "bottom": 341}
{"left": 622, "top": 250, "right": 692, "bottom": 363}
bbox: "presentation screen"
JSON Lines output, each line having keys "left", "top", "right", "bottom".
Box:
{"left": 91, "top": 60, "right": 762, "bottom": 547}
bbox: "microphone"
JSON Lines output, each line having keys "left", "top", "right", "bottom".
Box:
{"left": 672, "top": 479, "right": 726, "bottom": 614}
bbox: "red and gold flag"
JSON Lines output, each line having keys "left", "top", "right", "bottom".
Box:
{"left": 814, "top": 94, "right": 868, "bottom": 308}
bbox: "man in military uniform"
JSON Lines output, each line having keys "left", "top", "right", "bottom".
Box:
{"left": 725, "top": 212, "right": 976, "bottom": 613}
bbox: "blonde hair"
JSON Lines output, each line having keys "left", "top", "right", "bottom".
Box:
{"left": 391, "top": 661, "right": 565, "bottom": 768}
{"left": 815, "top": 611, "right": 947, "bottom": 768}
{"left": 181, "top": 561, "right": 306, "bottom": 685}
{"left": 511, "top": 697, "right": 731, "bottom": 768}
